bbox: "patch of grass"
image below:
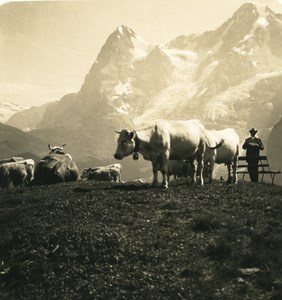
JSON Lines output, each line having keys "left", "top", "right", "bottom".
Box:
{"left": 0, "top": 180, "right": 281, "bottom": 299}
{"left": 206, "top": 239, "right": 233, "bottom": 260}
{"left": 180, "top": 266, "right": 202, "bottom": 278}
{"left": 192, "top": 211, "right": 219, "bottom": 231}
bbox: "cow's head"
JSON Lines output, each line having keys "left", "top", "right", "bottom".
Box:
{"left": 48, "top": 144, "right": 66, "bottom": 155}
{"left": 81, "top": 168, "right": 91, "bottom": 179}
{"left": 114, "top": 130, "right": 137, "bottom": 160}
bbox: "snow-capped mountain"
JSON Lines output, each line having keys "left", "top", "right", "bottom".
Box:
{"left": 135, "top": 3, "right": 282, "bottom": 139}
{"left": 4, "top": 3, "right": 282, "bottom": 180}
{"left": 0, "top": 102, "right": 27, "bottom": 123}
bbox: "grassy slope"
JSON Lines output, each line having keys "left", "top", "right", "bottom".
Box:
{"left": 0, "top": 180, "right": 281, "bottom": 300}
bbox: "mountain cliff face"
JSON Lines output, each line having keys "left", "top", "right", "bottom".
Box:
{"left": 4, "top": 3, "right": 282, "bottom": 181}
{"left": 24, "top": 25, "right": 173, "bottom": 169}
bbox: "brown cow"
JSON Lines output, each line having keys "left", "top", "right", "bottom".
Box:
{"left": 33, "top": 144, "right": 78, "bottom": 185}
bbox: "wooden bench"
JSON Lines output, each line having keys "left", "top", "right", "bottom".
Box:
{"left": 237, "top": 156, "right": 281, "bottom": 185}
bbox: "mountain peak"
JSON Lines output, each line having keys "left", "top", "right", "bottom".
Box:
{"left": 94, "top": 24, "right": 148, "bottom": 61}
{"left": 110, "top": 25, "right": 149, "bottom": 59}
{"left": 114, "top": 25, "right": 136, "bottom": 38}
{"left": 233, "top": 2, "right": 277, "bottom": 27}
{"left": 236, "top": 2, "right": 267, "bottom": 13}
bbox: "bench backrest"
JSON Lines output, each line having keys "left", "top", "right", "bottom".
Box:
{"left": 238, "top": 156, "right": 268, "bottom": 161}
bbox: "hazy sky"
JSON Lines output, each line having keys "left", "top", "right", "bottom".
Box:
{"left": 1, "top": 0, "right": 282, "bottom": 107}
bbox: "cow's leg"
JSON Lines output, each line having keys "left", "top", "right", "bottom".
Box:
{"left": 204, "top": 162, "right": 211, "bottom": 183}
{"left": 167, "top": 174, "right": 171, "bottom": 183}
{"left": 151, "top": 160, "right": 159, "bottom": 186}
{"left": 189, "top": 160, "right": 196, "bottom": 184}
{"left": 208, "top": 158, "right": 215, "bottom": 183}
{"left": 232, "top": 157, "right": 238, "bottom": 184}
{"left": 160, "top": 150, "right": 169, "bottom": 188}
{"left": 196, "top": 147, "right": 204, "bottom": 185}
{"left": 226, "top": 163, "right": 232, "bottom": 183}
{"left": 197, "top": 159, "right": 204, "bottom": 185}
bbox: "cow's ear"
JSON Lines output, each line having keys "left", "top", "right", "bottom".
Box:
{"left": 129, "top": 131, "right": 135, "bottom": 140}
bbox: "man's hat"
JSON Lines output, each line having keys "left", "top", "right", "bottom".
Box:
{"left": 249, "top": 128, "right": 258, "bottom": 134}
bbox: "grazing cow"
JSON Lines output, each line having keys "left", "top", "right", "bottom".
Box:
{"left": 114, "top": 119, "right": 212, "bottom": 188}
{"left": 33, "top": 145, "right": 78, "bottom": 185}
{"left": 204, "top": 128, "right": 239, "bottom": 183}
{"left": 0, "top": 159, "right": 35, "bottom": 189}
{"left": 81, "top": 163, "right": 122, "bottom": 182}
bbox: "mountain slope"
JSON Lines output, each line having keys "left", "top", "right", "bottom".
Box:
{"left": 0, "top": 123, "right": 49, "bottom": 160}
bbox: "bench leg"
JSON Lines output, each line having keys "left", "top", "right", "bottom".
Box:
{"left": 271, "top": 174, "right": 275, "bottom": 185}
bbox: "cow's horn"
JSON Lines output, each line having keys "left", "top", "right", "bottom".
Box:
{"left": 48, "top": 144, "right": 55, "bottom": 150}
{"left": 115, "top": 130, "right": 122, "bottom": 134}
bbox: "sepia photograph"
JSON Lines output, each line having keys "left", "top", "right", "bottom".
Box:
{"left": 1, "top": 0, "right": 282, "bottom": 298}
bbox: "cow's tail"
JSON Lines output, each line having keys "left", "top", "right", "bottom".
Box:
{"left": 206, "top": 139, "right": 224, "bottom": 150}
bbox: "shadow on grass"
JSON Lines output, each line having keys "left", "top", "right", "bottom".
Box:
{"left": 109, "top": 182, "right": 154, "bottom": 191}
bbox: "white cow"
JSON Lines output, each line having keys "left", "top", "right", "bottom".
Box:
{"left": 0, "top": 157, "right": 24, "bottom": 165}
{"left": 0, "top": 159, "right": 35, "bottom": 189}
{"left": 81, "top": 163, "right": 122, "bottom": 182}
{"left": 114, "top": 119, "right": 213, "bottom": 188}
{"left": 204, "top": 128, "right": 240, "bottom": 183}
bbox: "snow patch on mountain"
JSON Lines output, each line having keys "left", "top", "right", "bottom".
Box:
{"left": 232, "top": 46, "right": 248, "bottom": 56}
{"left": 134, "top": 47, "right": 198, "bottom": 124}
{"left": 248, "top": 3, "right": 269, "bottom": 31}
{"left": 116, "top": 102, "right": 131, "bottom": 114}
{"left": 0, "top": 102, "right": 27, "bottom": 123}
{"left": 113, "top": 80, "right": 133, "bottom": 97}
{"left": 131, "top": 35, "right": 149, "bottom": 60}
{"left": 257, "top": 17, "right": 269, "bottom": 28}
{"left": 110, "top": 79, "right": 133, "bottom": 114}
{"left": 200, "top": 61, "right": 219, "bottom": 81}
{"left": 253, "top": 2, "right": 269, "bottom": 28}
{"left": 203, "top": 69, "right": 282, "bottom": 121}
